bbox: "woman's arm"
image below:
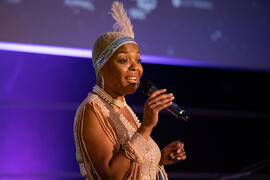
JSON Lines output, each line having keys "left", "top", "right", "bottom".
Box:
{"left": 83, "top": 103, "right": 131, "bottom": 180}
{"left": 138, "top": 89, "right": 174, "bottom": 140}
{"left": 83, "top": 89, "right": 174, "bottom": 179}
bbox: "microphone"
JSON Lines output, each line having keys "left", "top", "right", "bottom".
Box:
{"left": 140, "top": 79, "right": 189, "bottom": 121}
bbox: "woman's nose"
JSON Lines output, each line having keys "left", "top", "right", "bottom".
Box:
{"left": 129, "top": 61, "right": 138, "bottom": 71}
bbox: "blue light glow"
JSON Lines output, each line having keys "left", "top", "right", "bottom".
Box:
{"left": 0, "top": 42, "right": 91, "bottom": 58}
{"left": 0, "top": 41, "right": 226, "bottom": 69}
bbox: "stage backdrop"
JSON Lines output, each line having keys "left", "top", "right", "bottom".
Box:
{"left": 0, "top": 0, "right": 270, "bottom": 71}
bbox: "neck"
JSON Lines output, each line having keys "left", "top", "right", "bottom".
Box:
{"left": 93, "top": 85, "right": 126, "bottom": 108}
{"left": 95, "top": 76, "right": 125, "bottom": 102}
{"left": 96, "top": 76, "right": 125, "bottom": 102}
{"left": 103, "top": 84, "right": 125, "bottom": 103}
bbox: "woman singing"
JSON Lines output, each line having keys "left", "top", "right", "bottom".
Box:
{"left": 74, "top": 1, "right": 186, "bottom": 179}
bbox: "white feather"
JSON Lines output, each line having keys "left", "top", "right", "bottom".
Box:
{"left": 111, "top": 1, "right": 134, "bottom": 38}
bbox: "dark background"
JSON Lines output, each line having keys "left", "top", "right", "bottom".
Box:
{"left": 1, "top": 50, "right": 269, "bottom": 179}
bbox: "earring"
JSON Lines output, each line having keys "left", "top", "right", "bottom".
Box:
{"left": 97, "top": 75, "right": 105, "bottom": 88}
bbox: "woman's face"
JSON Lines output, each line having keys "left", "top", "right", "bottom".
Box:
{"left": 101, "top": 43, "right": 143, "bottom": 96}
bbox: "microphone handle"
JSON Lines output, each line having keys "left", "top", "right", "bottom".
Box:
{"left": 166, "top": 102, "right": 189, "bottom": 121}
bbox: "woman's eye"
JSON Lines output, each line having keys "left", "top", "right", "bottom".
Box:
{"left": 118, "top": 59, "right": 127, "bottom": 64}
{"left": 136, "top": 59, "right": 142, "bottom": 64}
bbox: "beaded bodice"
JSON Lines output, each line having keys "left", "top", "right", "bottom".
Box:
{"left": 86, "top": 93, "right": 161, "bottom": 180}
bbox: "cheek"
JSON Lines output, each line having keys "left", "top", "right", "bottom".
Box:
{"left": 111, "top": 64, "right": 129, "bottom": 81}
{"left": 138, "top": 65, "right": 143, "bottom": 78}
{"left": 104, "top": 62, "right": 125, "bottom": 78}
{"left": 116, "top": 65, "right": 128, "bottom": 76}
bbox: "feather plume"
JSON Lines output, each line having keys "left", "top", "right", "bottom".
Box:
{"left": 111, "top": 1, "right": 134, "bottom": 38}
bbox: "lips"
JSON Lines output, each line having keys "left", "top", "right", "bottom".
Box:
{"left": 126, "top": 76, "right": 138, "bottom": 83}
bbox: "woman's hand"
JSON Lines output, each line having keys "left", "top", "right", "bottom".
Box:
{"left": 160, "top": 141, "right": 186, "bottom": 166}
{"left": 141, "top": 89, "right": 174, "bottom": 130}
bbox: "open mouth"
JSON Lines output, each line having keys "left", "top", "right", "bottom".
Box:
{"left": 126, "top": 76, "right": 137, "bottom": 83}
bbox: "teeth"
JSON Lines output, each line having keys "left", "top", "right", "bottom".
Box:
{"left": 127, "top": 77, "right": 136, "bottom": 80}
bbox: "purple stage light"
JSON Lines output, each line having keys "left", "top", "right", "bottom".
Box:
{"left": 140, "top": 54, "right": 220, "bottom": 68}
{"left": 0, "top": 41, "right": 219, "bottom": 68}
{"left": 0, "top": 41, "right": 91, "bottom": 58}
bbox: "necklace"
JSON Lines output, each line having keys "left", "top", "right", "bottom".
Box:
{"left": 92, "top": 85, "right": 127, "bottom": 108}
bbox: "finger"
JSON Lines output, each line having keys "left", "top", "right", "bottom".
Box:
{"left": 168, "top": 140, "right": 181, "bottom": 147}
{"left": 175, "top": 151, "right": 186, "bottom": 157}
{"left": 155, "top": 101, "right": 173, "bottom": 111}
{"left": 163, "top": 141, "right": 182, "bottom": 151}
{"left": 155, "top": 95, "right": 174, "bottom": 106}
{"left": 175, "top": 151, "right": 187, "bottom": 158}
{"left": 177, "top": 142, "right": 184, "bottom": 149}
{"left": 176, "top": 148, "right": 182, "bottom": 154}
{"left": 148, "top": 93, "right": 174, "bottom": 106}
{"left": 149, "top": 89, "right": 167, "bottom": 99}
{"left": 149, "top": 102, "right": 160, "bottom": 109}
{"left": 169, "top": 143, "right": 185, "bottom": 155}
{"left": 176, "top": 156, "right": 187, "bottom": 161}
{"left": 177, "top": 148, "right": 186, "bottom": 154}
{"left": 169, "top": 153, "right": 176, "bottom": 159}
{"left": 152, "top": 93, "right": 174, "bottom": 103}
{"left": 177, "top": 142, "right": 184, "bottom": 148}
{"left": 149, "top": 96, "right": 174, "bottom": 109}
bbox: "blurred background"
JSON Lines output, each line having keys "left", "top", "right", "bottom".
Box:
{"left": 0, "top": 0, "right": 270, "bottom": 179}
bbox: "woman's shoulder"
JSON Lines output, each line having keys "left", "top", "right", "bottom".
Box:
{"left": 75, "top": 92, "right": 110, "bottom": 121}
{"left": 86, "top": 92, "right": 99, "bottom": 103}
{"left": 76, "top": 93, "right": 99, "bottom": 111}
{"left": 87, "top": 92, "right": 109, "bottom": 106}
{"left": 85, "top": 93, "right": 109, "bottom": 114}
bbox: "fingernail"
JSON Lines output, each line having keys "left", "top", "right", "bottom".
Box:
{"left": 177, "top": 149, "right": 181, "bottom": 153}
{"left": 177, "top": 157, "right": 181, "bottom": 160}
{"left": 170, "top": 153, "right": 175, "bottom": 158}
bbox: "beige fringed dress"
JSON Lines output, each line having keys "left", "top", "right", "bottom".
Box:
{"left": 74, "top": 92, "right": 168, "bottom": 180}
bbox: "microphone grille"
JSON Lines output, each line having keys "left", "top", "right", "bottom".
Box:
{"left": 140, "top": 79, "right": 158, "bottom": 96}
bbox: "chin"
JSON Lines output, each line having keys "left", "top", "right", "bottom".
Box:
{"left": 124, "top": 83, "right": 139, "bottom": 94}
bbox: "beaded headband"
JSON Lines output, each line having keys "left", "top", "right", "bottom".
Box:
{"left": 94, "top": 36, "right": 137, "bottom": 75}
{"left": 92, "top": 1, "right": 137, "bottom": 76}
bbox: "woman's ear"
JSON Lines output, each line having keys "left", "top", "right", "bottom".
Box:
{"left": 98, "top": 67, "right": 104, "bottom": 76}
{"left": 97, "top": 68, "right": 104, "bottom": 88}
